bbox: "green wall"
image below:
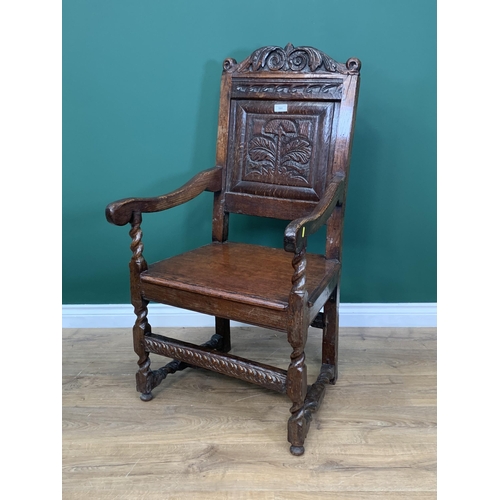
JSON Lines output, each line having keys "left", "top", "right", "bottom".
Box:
{"left": 63, "top": 0, "right": 436, "bottom": 304}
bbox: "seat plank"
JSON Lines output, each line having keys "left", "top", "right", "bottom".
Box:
{"left": 141, "top": 242, "right": 340, "bottom": 311}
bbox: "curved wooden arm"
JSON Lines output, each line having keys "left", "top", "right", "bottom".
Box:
{"left": 284, "top": 173, "right": 345, "bottom": 253}
{"left": 105, "top": 166, "right": 223, "bottom": 226}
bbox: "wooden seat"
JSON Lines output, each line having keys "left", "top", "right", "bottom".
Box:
{"left": 105, "top": 43, "right": 361, "bottom": 455}
{"left": 142, "top": 242, "right": 340, "bottom": 311}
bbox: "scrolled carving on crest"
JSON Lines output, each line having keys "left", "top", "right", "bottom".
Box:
{"left": 223, "top": 58, "right": 237, "bottom": 72}
{"left": 224, "top": 43, "right": 361, "bottom": 75}
{"left": 346, "top": 57, "right": 362, "bottom": 73}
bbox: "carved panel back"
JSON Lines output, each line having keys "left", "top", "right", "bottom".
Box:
{"left": 226, "top": 99, "right": 337, "bottom": 213}
{"left": 214, "top": 44, "right": 361, "bottom": 223}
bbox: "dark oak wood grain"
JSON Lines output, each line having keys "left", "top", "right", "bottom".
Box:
{"left": 142, "top": 242, "right": 340, "bottom": 312}
{"left": 105, "top": 43, "right": 361, "bottom": 455}
{"left": 284, "top": 172, "right": 345, "bottom": 253}
{"left": 106, "top": 166, "right": 222, "bottom": 226}
{"left": 144, "top": 333, "right": 288, "bottom": 393}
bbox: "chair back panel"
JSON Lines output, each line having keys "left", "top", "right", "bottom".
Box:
{"left": 214, "top": 44, "right": 360, "bottom": 222}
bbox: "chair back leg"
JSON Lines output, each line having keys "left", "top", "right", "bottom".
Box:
{"left": 322, "top": 286, "right": 340, "bottom": 384}
{"left": 215, "top": 317, "right": 231, "bottom": 353}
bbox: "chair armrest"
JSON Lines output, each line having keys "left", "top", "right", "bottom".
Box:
{"left": 284, "top": 172, "right": 345, "bottom": 253}
{"left": 105, "top": 166, "right": 222, "bottom": 226}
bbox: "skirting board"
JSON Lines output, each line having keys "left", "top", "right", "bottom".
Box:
{"left": 62, "top": 303, "right": 436, "bottom": 328}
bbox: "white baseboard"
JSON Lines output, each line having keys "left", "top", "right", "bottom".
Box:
{"left": 62, "top": 303, "right": 436, "bottom": 328}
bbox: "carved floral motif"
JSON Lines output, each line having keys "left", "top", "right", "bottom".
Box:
{"left": 246, "top": 119, "right": 312, "bottom": 184}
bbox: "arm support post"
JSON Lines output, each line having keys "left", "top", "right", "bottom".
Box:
{"left": 283, "top": 173, "right": 345, "bottom": 254}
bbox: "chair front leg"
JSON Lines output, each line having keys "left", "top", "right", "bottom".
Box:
{"left": 129, "top": 212, "right": 153, "bottom": 401}
{"left": 287, "top": 248, "right": 309, "bottom": 456}
{"left": 132, "top": 295, "right": 153, "bottom": 401}
{"left": 287, "top": 330, "right": 308, "bottom": 456}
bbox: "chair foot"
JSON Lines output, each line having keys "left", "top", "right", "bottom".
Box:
{"left": 329, "top": 365, "right": 338, "bottom": 385}
{"left": 290, "top": 445, "right": 305, "bottom": 456}
{"left": 140, "top": 392, "right": 153, "bottom": 401}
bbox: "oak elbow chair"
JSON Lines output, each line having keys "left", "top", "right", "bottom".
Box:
{"left": 105, "top": 44, "right": 361, "bottom": 455}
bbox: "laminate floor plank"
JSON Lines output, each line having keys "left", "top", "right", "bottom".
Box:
{"left": 62, "top": 326, "right": 436, "bottom": 499}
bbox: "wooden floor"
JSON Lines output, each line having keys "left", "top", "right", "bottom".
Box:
{"left": 62, "top": 326, "right": 436, "bottom": 499}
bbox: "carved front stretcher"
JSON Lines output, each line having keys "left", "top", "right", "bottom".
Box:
{"left": 105, "top": 43, "right": 361, "bottom": 456}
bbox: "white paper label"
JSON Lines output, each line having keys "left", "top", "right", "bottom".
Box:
{"left": 274, "top": 103, "right": 288, "bottom": 112}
